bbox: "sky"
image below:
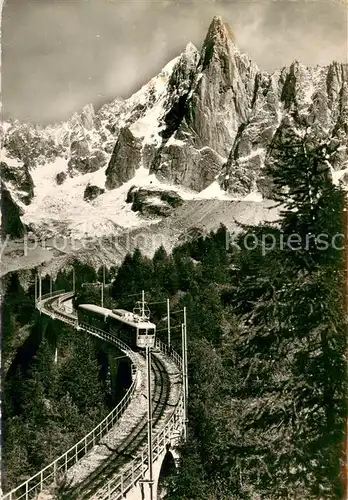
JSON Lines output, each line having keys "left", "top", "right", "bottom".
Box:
{"left": 1, "top": 0, "right": 347, "bottom": 125}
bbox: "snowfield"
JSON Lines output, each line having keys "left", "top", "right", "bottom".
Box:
{"left": 20, "top": 153, "right": 264, "bottom": 240}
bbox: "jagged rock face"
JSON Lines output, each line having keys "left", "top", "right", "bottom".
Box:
{"left": 105, "top": 128, "right": 142, "bottom": 189}
{"left": 221, "top": 60, "right": 348, "bottom": 195}
{"left": 2, "top": 124, "right": 64, "bottom": 166}
{"left": 0, "top": 162, "right": 34, "bottom": 205}
{"left": 149, "top": 17, "right": 259, "bottom": 191}
{"left": 1, "top": 182, "right": 25, "bottom": 238}
{"left": 154, "top": 141, "right": 225, "bottom": 192}
{"left": 68, "top": 150, "right": 107, "bottom": 175}
{"left": 0, "top": 98, "right": 126, "bottom": 191}
{"left": 148, "top": 16, "right": 347, "bottom": 195}
{"left": 190, "top": 17, "right": 257, "bottom": 155}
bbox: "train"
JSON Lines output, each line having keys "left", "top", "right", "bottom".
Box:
{"left": 77, "top": 303, "right": 156, "bottom": 349}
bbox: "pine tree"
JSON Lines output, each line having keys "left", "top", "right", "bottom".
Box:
{"left": 225, "top": 129, "right": 348, "bottom": 497}
{"left": 267, "top": 127, "right": 342, "bottom": 270}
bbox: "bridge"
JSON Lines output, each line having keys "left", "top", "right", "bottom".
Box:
{"left": 3, "top": 289, "right": 187, "bottom": 500}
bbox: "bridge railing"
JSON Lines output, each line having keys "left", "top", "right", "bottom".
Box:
{"left": 3, "top": 293, "right": 140, "bottom": 500}
{"left": 39, "top": 289, "right": 65, "bottom": 301}
{"left": 155, "top": 338, "right": 183, "bottom": 369}
{"left": 101, "top": 340, "right": 184, "bottom": 500}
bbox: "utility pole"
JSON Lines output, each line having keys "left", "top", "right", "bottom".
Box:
{"left": 50, "top": 274, "right": 53, "bottom": 295}
{"left": 72, "top": 267, "right": 75, "bottom": 294}
{"left": 38, "top": 266, "right": 42, "bottom": 303}
{"left": 183, "top": 306, "right": 188, "bottom": 419}
{"left": 181, "top": 323, "right": 187, "bottom": 441}
{"left": 34, "top": 273, "right": 37, "bottom": 306}
{"left": 167, "top": 298, "right": 171, "bottom": 348}
{"left": 101, "top": 264, "right": 105, "bottom": 308}
{"left": 0, "top": 334, "right": 2, "bottom": 498}
{"left": 142, "top": 290, "right": 145, "bottom": 320}
{"left": 146, "top": 346, "right": 154, "bottom": 500}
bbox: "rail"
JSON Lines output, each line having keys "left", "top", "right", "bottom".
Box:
{"left": 99, "top": 338, "right": 184, "bottom": 500}
{"left": 4, "top": 293, "right": 184, "bottom": 500}
{"left": 3, "top": 293, "right": 140, "bottom": 500}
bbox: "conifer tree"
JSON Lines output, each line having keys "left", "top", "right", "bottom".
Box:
{"left": 226, "top": 129, "right": 348, "bottom": 497}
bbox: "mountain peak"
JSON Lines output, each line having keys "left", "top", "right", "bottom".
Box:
{"left": 205, "top": 15, "right": 236, "bottom": 45}
{"left": 184, "top": 41, "right": 198, "bottom": 57}
{"left": 201, "top": 16, "right": 239, "bottom": 70}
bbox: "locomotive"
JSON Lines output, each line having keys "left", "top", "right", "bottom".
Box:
{"left": 77, "top": 303, "right": 156, "bottom": 349}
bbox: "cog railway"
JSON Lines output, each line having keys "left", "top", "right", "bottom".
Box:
{"left": 3, "top": 287, "right": 186, "bottom": 500}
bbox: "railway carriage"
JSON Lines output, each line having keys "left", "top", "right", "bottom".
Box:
{"left": 77, "top": 303, "right": 156, "bottom": 349}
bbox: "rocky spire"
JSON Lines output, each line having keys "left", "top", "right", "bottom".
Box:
{"left": 201, "top": 15, "right": 238, "bottom": 69}
{"left": 205, "top": 15, "right": 235, "bottom": 44}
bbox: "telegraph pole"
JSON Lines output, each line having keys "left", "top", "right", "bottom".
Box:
{"left": 34, "top": 273, "right": 37, "bottom": 306}
{"left": 146, "top": 345, "right": 154, "bottom": 500}
{"left": 181, "top": 307, "right": 188, "bottom": 440}
{"left": 101, "top": 265, "right": 105, "bottom": 307}
{"left": 0, "top": 322, "right": 2, "bottom": 498}
{"left": 181, "top": 323, "right": 187, "bottom": 441}
{"left": 50, "top": 274, "right": 53, "bottom": 295}
{"left": 167, "top": 298, "right": 171, "bottom": 348}
{"left": 72, "top": 267, "right": 75, "bottom": 294}
{"left": 142, "top": 290, "right": 145, "bottom": 319}
{"left": 183, "top": 306, "right": 188, "bottom": 418}
{"left": 38, "top": 266, "right": 42, "bottom": 303}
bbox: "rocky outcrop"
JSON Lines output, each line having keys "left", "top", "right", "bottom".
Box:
{"left": 1, "top": 182, "right": 25, "bottom": 238}
{"left": 70, "top": 138, "right": 90, "bottom": 157}
{"left": 105, "top": 128, "right": 143, "bottom": 189}
{"left": 126, "top": 186, "right": 183, "bottom": 217}
{"left": 150, "top": 16, "right": 259, "bottom": 191}
{"left": 0, "top": 161, "right": 34, "bottom": 205}
{"left": 153, "top": 141, "right": 225, "bottom": 192}
{"left": 56, "top": 172, "right": 67, "bottom": 185}
{"left": 68, "top": 150, "right": 107, "bottom": 175}
{"left": 83, "top": 184, "right": 105, "bottom": 202}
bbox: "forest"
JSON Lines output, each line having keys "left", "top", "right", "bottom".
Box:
{"left": 2, "top": 265, "right": 129, "bottom": 493}
{"left": 2, "top": 130, "right": 347, "bottom": 498}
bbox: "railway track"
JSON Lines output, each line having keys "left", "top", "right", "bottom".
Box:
{"left": 3, "top": 292, "right": 182, "bottom": 500}
{"left": 39, "top": 294, "right": 176, "bottom": 500}
{"left": 65, "top": 352, "right": 171, "bottom": 499}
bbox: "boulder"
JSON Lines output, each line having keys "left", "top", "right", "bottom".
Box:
{"left": 83, "top": 184, "right": 105, "bottom": 202}
{"left": 126, "top": 186, "right": 183, "bottom": 217}
{"left": 56, "top": 171, "right": 67, "bottom": 185}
